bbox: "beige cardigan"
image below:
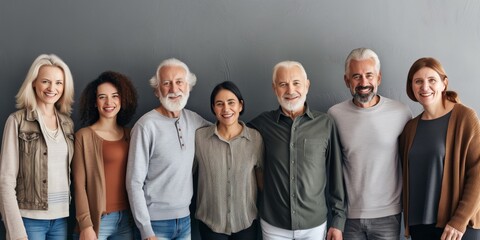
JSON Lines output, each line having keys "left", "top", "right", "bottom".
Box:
{"left": 72, "top": 127, "right": 130, "bottom": 235}
{"left": 400, "top": 103, "right": 480, "bottom": 236}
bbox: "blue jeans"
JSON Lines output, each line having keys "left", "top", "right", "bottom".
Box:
{"left": 72, "top": 210, "right": 135, "bottom": 240}
{"left": 22, "top": 217, "right": 68, "bottom": 240}
{"left": 99, "top": 210, "right": 135, "bottom": 240}
{"left": 343, "top": 213, "right": 401, "bottom": 240}
{"left": 152, "top": 216, "right": 191, "bottom": 240}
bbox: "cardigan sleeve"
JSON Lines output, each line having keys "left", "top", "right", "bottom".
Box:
{"left": 447, "top": 107, "right": 480, "bottom": 232}
{"left": 72, "top": 130, "right": 94, "bottom": 231}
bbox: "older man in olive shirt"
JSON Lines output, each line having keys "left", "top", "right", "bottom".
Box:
{"left": 249, "top": 61, "right": 346, "bottom": 240}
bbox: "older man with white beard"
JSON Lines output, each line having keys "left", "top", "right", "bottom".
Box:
{"left": 126, "top": 58, "right": 210, "bottom": 240}
{"left": 249, "top": 61, "right": 346, "bottom": 240}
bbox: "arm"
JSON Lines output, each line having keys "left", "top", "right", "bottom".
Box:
{"left": 72, "top": 130, "right": 95, "bottom": 233}
{"left": 255, "top": 135, "right": 265, "bottom": 192}
{"left": 0, "top": 115, "right": 28, "bottom": 239}
{"left": 126, "top": 124, "right": 155, "bottom": 239}
{"left": 326, "top": 120, "right": 346, "bottom": 232}
{"left": 445, "top": 109, "right": 480, "bottom": 233}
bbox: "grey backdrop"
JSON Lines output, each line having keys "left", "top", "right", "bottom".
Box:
{"left": 1, "top": 0, "right": 480, "bottom": 238}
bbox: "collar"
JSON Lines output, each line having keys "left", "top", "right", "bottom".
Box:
{"left": 209, "top": 121, "right": 252, "bottom": 141}
{"left": 273, "top": 103, "right": 314, "bottom": 123}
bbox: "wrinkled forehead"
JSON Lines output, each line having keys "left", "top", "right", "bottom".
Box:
{"left": 275, "top": 66, "right": 306, "bottom": 82}
{"left": 159, "top": 65, "right": 187, "bottom": 80}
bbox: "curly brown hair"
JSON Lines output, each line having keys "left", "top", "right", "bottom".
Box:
{"left": 79, "top": 71, "right": 138, "bottom": 127}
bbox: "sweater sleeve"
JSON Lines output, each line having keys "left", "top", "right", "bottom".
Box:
{"left": 126, "top": 123, "right": 155, "bottom": 239}
{"left": 72, "top": 130, "right": 94, "bottom": 231}
{"left": 0, "top": 115, "right": 28, "bottom": 240}
{"left": 448, "top": 108, "right": 480, "bottom": 233}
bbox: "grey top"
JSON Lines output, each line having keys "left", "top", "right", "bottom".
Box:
{"left": 328, "top": 96, "right": 412, "bottom": 219}
{"left": 126, "top": 109, "right": 210, "bottom": 239}
{"left": 194, "top": 121, "right": 264, "bottom": 234}
{"left": 248, "top": 106, "right": 346, "bottom": 231}
{"left": 408, "top": 111, "right": 451, "bottom": 226}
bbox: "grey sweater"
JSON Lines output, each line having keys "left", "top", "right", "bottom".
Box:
{"left": 328, "top": 96, "right": 411, "bottom": 219}
{"left": 126, "top": 109, "right": 209, "bottom": 239}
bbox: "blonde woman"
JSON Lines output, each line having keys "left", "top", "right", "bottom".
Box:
{"left": 0, "top": 54, "right": 75, "bottom": 240}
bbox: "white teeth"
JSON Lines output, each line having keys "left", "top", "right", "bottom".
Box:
{"left": 45, "top": 92, "right": 56, "bottom": 97}
{"left": 222, "top": 113, "right": 233, "bottom": 118}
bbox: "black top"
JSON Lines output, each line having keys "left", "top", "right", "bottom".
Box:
{"left": 408, "top": 111, "right": 451, "bottom": 226}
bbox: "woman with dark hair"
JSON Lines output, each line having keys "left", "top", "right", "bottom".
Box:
{"left": 73, "top": 71, "right": 138, "bottom": 240}
{"left": 400, "top": 57, "right": 480, "bottom": 240}
{"left": 0, "top": 54, "right": 75, "bottom": 240}
{"left": 194, "top": 81, "right": 264, "bottom": 240}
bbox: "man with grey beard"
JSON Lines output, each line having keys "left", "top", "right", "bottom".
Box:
{"left": 126, "top": 58, "right": 209, "bottom": 240}
{"left": 328, "top": 48, "right": 411, "bottom": 240}
{"left": 249, "top": 61, "right": 346, "bottom": 240}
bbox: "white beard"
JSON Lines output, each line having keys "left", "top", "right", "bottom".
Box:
{"left": 159, "top": 91, "right": 190, "bottom": 112}
{"left": 277, "top": 93, "right": 306, "bottom": 113}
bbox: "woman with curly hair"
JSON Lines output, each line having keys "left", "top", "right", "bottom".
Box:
{"left": 73, "top": 71, "right": 138, "bottom": 240}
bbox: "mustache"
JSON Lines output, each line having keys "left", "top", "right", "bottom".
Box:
{"left": 355, "top": 86, "right": 373, "bottom": 91}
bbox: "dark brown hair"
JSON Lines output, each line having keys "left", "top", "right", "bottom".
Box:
{"left": 79, "top": 71, "right": 138, "bottom": 127}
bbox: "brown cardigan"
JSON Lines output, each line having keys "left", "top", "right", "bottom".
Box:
{"left": 72, "top": 127, "right": 131, "bottom": 236}
{"left": 400, "top": 103, "right": 480, "bottom": 237}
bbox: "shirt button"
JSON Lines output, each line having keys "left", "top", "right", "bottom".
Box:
{"left": 290, "top": 143, "right": 294, "bottom": 147}
{"left": 292, "top": 210, "right": 296, "bottom": 214}
{"left": 291, "top": 160, "right": 295, "bottom": 164}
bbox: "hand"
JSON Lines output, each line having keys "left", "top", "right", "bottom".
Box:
{"left": 145, "top": 236, "right": 158, "bottom": 240}
{"left": 79, "top": 226, "right": 97, "bottom": 240}
{"left": 326, "top": 227, "right": 342, "bottom": 240}
{"left": 441, "top": 224, "right": 463, "bottom": 240}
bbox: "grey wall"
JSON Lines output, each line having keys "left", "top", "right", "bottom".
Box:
{"left": 1, "top": 0, "right": 479, "bottom": 238}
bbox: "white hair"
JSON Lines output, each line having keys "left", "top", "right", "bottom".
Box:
{"left": 272, "top": 61, "right": 307, "bottom": 84}
{"left": 149, "top": 58, "right": 197, "bottom": 91}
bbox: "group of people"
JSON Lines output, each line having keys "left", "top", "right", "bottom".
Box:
{"left": 0, "top": 47, "right": 478, "bottom": 240}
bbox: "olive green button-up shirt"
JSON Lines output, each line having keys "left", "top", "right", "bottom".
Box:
{"left": 249, "top": 106, "right": 346, "bottom": 231}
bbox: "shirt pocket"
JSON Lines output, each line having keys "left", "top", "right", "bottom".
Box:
{"left": 18, "top": 131, "right": 40, "bottom": 157}
{"left": 303, "top": 138, "right": 327, "bottom": 167}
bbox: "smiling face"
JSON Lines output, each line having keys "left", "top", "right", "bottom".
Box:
{"left": 213, "top": 89, "right": 243, "bottom": 128}
{"left": 157, "top": 65, "right": 190, "bottom": 113}
{"left": 273, "top": 65, "right": 310, "bottom": 114}
{"left": 411, "top": 67, "right": 447, "bottom": 108}
{"left": 33, "top": 65, "right": 65, "bottom": 107}
{"left": 344, "top": 58, "right": 381, "bottom": 108}
{"left": 96, "top": 82, "right": 121, "bottom": 120}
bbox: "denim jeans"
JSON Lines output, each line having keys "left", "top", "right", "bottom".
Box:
{"left": 151, "top": 216, "right": 191, "bottom": 240}
{"left": 99, "top": 210, "right": 135, "bottom": 240}
{"left": 22, "top": 217, "right": 68, "bottom": 240}
{"left": 72, "top": 210, "right": 135, "bottom": 240}
{"left": 343, "top": 213, "right": 401, "bottom": 240}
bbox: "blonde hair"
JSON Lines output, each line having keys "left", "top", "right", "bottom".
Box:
{"left": 15, "top": 54, "right": 74, "bottom": 115}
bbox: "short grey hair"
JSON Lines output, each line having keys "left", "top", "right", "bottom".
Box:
{"left": 272, "top": 61, "right": 307, "bottom": 84}
{"left": 344, "top": 48, "right": 381, "bottom": 76}
{"left": 149, "top": 58, "right": 197, "bottom": 91}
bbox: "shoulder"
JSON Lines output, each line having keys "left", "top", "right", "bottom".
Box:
{"left": 74, "top": 127, "right": 97, "bottom": 141}
{"left": 57, "top": 112, "right": 73, "bottom": 124}
{"left": 452, "top": 103, "right": 479, "bottom": 126}
{"left": 249, "top": 110, "right": 276, "bottom": 125}
{"left": 328, "top": 100, "right": 350, "bottom": 113}
{"left": 196, "top": 125, "right": 214, "bottom": 136}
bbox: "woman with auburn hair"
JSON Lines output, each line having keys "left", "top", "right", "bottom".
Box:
{"left": 400, "top": 57, "right": 480, "bottom": 240}
{"left": 73, "top": 71, "right": 138, "bottom": 240}
{"left": 0, "top": 54, "right": 75, "bottom": 240}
